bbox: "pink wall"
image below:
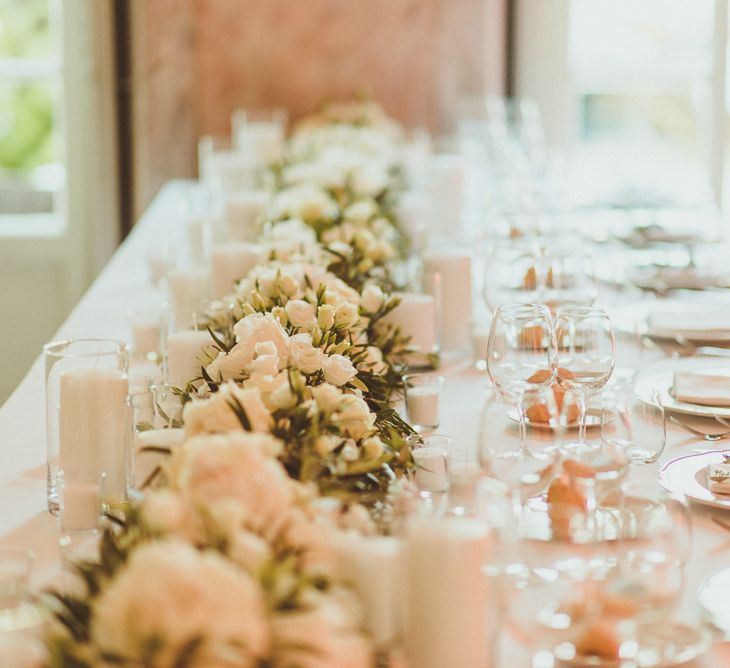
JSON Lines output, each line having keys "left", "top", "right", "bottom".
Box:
{"left": 131, "top": 0, "right": 507, "bottom": 215}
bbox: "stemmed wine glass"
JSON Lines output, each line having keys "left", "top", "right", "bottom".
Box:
{"left": 554, "top": 306, "right": 615, "bottom": 449}
{"left": 486, "top": 303, "right": 557, "bottom": 449}
{"left": 482, "top": 242, "right": 541, "bottom": 314}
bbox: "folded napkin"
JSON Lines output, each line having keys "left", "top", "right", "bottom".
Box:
{"left": 673, "top": 371, "right": 730, "bottom": 406}
{"left": 650, "top": 308, "right": 730, "bottom": 334}
{"left": 707, "top": 458, "right": 730, "bottom": 495}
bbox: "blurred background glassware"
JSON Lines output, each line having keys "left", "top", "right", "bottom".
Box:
{"left": 479, "top": 388, "right": 560, "bottom": 517}
{"left": 540, "top": 245, "right": 597, "bottom": 312}
{"left": 145, "top": 242, "right": 177, "bottom": 289}
{"left": 486, "top": 302, "right": 556, "bottom": 452}
{"left": 482, "top": 240, "right": 540, "bottom": 313}
{"left": 601, "top": 383, "right": 665, "bottom": 464}
{"left": 404, "top": 374, "right": 444, "bottom": 433}
{"left": 231, "top": 107, "right": 288, "bottom": 167}
{"left": 410, "top": 434, "right": 451, "bottom": 496}
{"left": 446, "top": 449, "right": 481, "bottom": 516}
{"left": 0, "top": 547, "right": 42, "bottom": 634}
{"left": 555, "top": 305, "right": 615, "bottom": 448}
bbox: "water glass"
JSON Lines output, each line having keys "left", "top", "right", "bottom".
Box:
{"left": 601, "top": 385, "right": 665, "bottom": 464}
{"left": 411, "top": 434, "right": 451, "bottom": 495}
{"left": 44, "top": 339, "right": 131, "bottom": 515}
{"left": 447, "top": 449, "right": 482, "bottom": 515}
{"left": 404, "top": 374, "right": 444, "bottom": 432}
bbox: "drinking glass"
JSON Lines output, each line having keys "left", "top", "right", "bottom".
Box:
{"left": 540, "top": 246, "right": 597, "bottom": 312}
{"left": 410, "top": 434, "right": 451, "bottom": 496}
{"left": 482, "top": 242, "right": 540, "bottom": 313}
{"left": 554, "top": 306, "right": 615, "bottom": 448}
{"left": 479, "top": 388, "right": 560, "bottom": 513}
{"left": 486, "top": 303, "right": 556, "bottom": 451}
{"left": 601, "top": 384, "right": 666, "bottom": 464}
{"left": 446, "top": 449, "right": 481, "bottom": 516}
{"left": 44, "top": 339, "right": 131, "bottom": 515}
{"left": 403, "top": 374, "right": 444, "bottom": 432}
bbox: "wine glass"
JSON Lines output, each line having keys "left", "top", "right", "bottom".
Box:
{"left": 554, "top": 306, "right": 615, "bottom": 448}
{"left": 487, "top": 303, "right": 556, "bottom": 451}
{"left": 478, "top": 387, "right": 561, "bottom": 516}
{"left": 540, "top": 246, "right": 597, "bottom": 313}
{"left": 482, "top": 242, "right": 541, "bottom": 314}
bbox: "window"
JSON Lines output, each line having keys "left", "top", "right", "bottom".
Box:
{"left": 0, "top": 0, "right": 64, "bottom": 225}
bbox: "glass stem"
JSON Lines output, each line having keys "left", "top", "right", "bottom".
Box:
{"left": 577, "top": 392, "right": 588, "bottom": 444}
{"left": 517, "top": 394, "right": 528, "bottom": 456}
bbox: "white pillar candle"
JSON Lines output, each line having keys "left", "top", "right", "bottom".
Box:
{"left": 426, "top": 153, "right": 468, "bottom": 233}
{"left": 167, "top": 330, "right": 212, "bottom": 387}
{"left": 236, "top": 122, "right": 285, "bottom": 165}
{"left": 382, "top": 293, "right": 436, "bottom": 353}
{"left": 405, "top": 386, "right": 440, "bottom": 428}
{"left": 61, "top": 481, "right": 101, "bottom": 532}
{"left": 335, "top": 535, "right": 403, "bottom": 648}
{"left": 225, "top": 190, "right": 269, "bottom": 241}
{"left": 168, "top": 267, "right": 210, "bottom": 308}
{"left": 130, "top": 319, "right": 160, "bottom": 356}
{"left": 59, "top": 369, "right": 129, "bottom": 503}
{"left": 209, "top": 242, "right": 267, "bottom": 298}
{"left": 404, "top": 518, "right": 495, "bottom": 668}
{"left": 412, "top": 447, "right": 448, "bottom": 493}
{"left": 395, "top": 191, "right": 432, "bottom": 239}
{"left": 186, "top": 216, "right": 210, "bottom": 264}
{"left": 423, "top": 249, "right": 472, "bottom": 352}
{"left": 134, "top": 428, "right": 186, "bottom": 489}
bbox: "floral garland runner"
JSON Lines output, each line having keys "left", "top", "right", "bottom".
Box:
{"left": 42, "top": 102, "right": 423, "bottom": 667}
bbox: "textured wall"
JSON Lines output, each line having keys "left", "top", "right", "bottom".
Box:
{"left": 130, "top": 0, "right": 507, "bottom": 216}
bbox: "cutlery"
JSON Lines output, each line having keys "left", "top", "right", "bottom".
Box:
{"left": 669, "top": 415, "right": 730, "bottom": 441}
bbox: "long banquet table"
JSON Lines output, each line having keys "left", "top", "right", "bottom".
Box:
{"left": 1, "top": 181, "right": 729, "bottom": 665}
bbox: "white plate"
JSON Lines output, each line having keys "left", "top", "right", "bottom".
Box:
{"left": 659, "top": 450, "right": 730, "bottom": 511}
{"left": 635, "top": 372, "right": 730, "bottom": 419}
{"left": 507, "top": 408, "right": 602, "bottom": 431}
{"left": 698, "top": 566, "right": 730, "bottom": 636}
{"left": 611, "top": 301, "right": 730, "bottom": 343}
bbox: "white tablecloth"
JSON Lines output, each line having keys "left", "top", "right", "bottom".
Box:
{"left": 1, "top": 181, "right": 728, "bottom": 665}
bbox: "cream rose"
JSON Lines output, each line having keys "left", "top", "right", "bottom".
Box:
{"left": 183, "top": 393, "right": 243, "bottom": 436}
{"left": 334, "top": 302, "right": 359, "bottom": 328}
{"left": 231, "top": 312, "right": 290, "bottom": 370}
{"left": 360, "top": 284, "right": 384, "bottom": 313}
{"left": 322, "top": 354, "right": 357, "bottom": 386}
{"left": 92, "top": 541, "right": 270, "bottom": 667}
{"left": 289, "top": 333, "right": 325, "bottom": 375}
{"left": 317, "top": 304, "right": 336, "bottom": 330}
{"left": 285, "top": 299, "right": 317, "bottom": 330}
{"left": 311, "top": 383, "right": 342, "bottom": 414}
{"left": 333, "top": 395, "right": 375, "bottom": 440}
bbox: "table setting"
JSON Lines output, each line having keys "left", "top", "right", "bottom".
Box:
{"left": 1, "top": 98, "right": 730, "bottom": 668}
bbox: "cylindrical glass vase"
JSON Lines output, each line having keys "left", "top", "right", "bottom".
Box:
{"left": 44, "top": 339, "right": 130, "bottom": 515}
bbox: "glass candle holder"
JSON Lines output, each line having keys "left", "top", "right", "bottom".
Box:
{"left": 44, "top": 339, "right": 130, "bottom": 515}
{"left": 404, "top": 374, "right": 445, "bottom": 432}
{"left": 411, "top": 434, "right": 452, "bottom": 495}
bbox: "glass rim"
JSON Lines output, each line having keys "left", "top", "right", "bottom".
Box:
{"left": 555, "top": 305, "right": 609, "bottom": 318}
{"left": 43, "top": 338, "right": 129, "bottom": 358}
{"left": 494, "top": 302, "right": 551, "bottom": 319}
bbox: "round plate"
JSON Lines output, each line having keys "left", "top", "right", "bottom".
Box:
{"left": 555, "top": 622, "right": 711, "bottom": 667}
{"left": 636, "top": 372, "right": 730, "bottom": 419}
{"left": 507, "top": 408, "right": 602, "bottom": 431}
{"left": 698, "top": 566, "right": 730, "bottom": 636}
{"left": 611, "top": 301, "right": 730, "bottom": 343}
{"left": 658, "top": 450, "right": 730, "bottom": 511}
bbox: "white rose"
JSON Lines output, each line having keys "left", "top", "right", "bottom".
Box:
{"left": 323, "top": 354, "right": 357, "bottom": 386}
{"left": 315, "top": 434, "right": 341, "bottom": 457}
{"left": 183, "top": 394, "right": 243, "bottom": 436}
{"left": 311, "top": 383, "right": 342, "bottom": 414}
{"left": 141, "top": 490, "right": 191, "bottom": 536}
{"left": 317, "top": 304, "right": 336, "bottom": 330}
{"left": 251, "top": 353, "right": 279, "bottom": 377}
{"left": 205, "top": 345, "right": 249, "bottom": 382}
{"left": 362, "top": 436, "right": 385, "bottom": 460}
{"left": 285, "top": 299, "right": 317, "bottom": 330}
{"left": 269, "top": 376, "right": 297, "bottom": 410}
{"left": 92, "top": 541, "right": 271, "bottom": 666}
{"left": 344, "top": 199, "right": 377, "bottom": 223}
{"left": 233, "top": 313, "right": 290, "bottom": 369}
{"left": 255, "top": 341, "right": 278, "bottom": 357}
{"left": 360, "top": 284, "right": 384, "bottom": 313}
{"left": 359, "top": 346, "right": 387, "bottom": 374}
{"left": 224, "top": 382, "right": 273, "bottom": 433}
{"left": 271, "top": 305, "right": 288, "bottom": 326}
{"left": 289, "top": 333, "right": 325, "bottom": 375}
{"left": 334, "top": 302, "right": 359, "bottom": 329}
{"left": 333, "top": 395, "right": 375, "bottom": 440}
{"left": 280, "top": 273, "right": 300, "bottom": 296}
